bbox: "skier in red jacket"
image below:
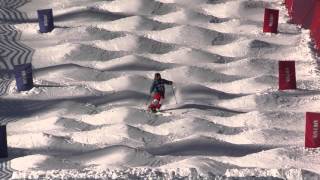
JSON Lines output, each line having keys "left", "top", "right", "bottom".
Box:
{"left": 148, "top": 73, "right": 173, "bottom": 112}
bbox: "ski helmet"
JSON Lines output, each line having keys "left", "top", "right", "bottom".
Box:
{"left": 154, "top": 73, "right": 161, "bottom": 80}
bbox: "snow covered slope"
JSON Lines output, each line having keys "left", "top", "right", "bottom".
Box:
{"left": 1, "top": 0, "right": 320, "bottom": 179}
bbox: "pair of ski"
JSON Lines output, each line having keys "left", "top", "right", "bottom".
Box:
{"left": 146, "top": 108, "right": 172, "bottom": 116}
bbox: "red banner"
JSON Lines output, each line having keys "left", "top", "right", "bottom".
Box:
{"left": 292, "top": 0, "right": 316, "bottom": 28}
{"left": 285, "top": 0, "right": 320, "bottom": 53}
{"left": 305, "top": 112, "right": 320, "bottom": 148}
{"left": 310, "top": 2, "right": 320, "bottom": 53}
{"left": 263, "top": 9, "right": 279, "bottom": 33}
{"left": 278, "top": 61, "right": 296, "bottom": 90}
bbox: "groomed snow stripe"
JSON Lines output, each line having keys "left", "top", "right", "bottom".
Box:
{"left": 0, "top": 162, "right": 13, "bottom": 179}
{"left": 0, "top": 0, "right": 34, "bottom": 86}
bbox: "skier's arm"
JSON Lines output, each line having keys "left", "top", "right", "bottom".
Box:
{"left": 162, "top": 79, "right": 173, "bottom": 85}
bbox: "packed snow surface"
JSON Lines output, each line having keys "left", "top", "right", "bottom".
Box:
{"left": 1, "top": 0, "right": 320, "bottom": 179}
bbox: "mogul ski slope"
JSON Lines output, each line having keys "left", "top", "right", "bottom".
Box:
{"left": 0, "top": 0, "right": 320, "bottom": 178}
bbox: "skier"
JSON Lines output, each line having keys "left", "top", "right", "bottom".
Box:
{"left": 148, "top": 73, "right": 173, "bottom": 112}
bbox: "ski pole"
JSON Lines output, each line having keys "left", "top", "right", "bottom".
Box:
{"left": 171, "top": 85, "right": 177, "bottom": 104}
